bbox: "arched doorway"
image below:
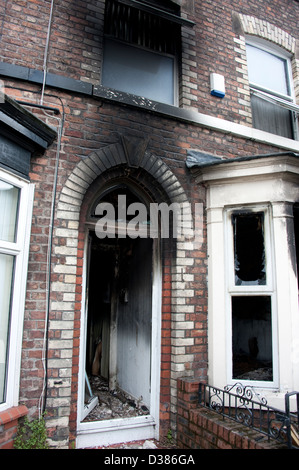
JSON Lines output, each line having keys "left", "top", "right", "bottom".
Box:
{"left": 77, "top": 183, "right": 162, "bottom": 447}
{"left": 52, "top": 140, "right": 192, "bottom": 448}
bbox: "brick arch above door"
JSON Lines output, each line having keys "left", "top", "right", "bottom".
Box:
{"left": 57, "top": 137, "right": 189, "bottom": 222}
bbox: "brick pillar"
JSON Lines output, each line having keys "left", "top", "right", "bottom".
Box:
{"left": 177, "top": 377, "right": 200, "bottom": 448}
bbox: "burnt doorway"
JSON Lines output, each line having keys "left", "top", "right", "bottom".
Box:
{"left": 84, "top": 232, "right": 153, "bottom": 421}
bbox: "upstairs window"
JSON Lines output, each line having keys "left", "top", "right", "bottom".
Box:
{"left": 246, "top": 40, "right": 298, "bottom": 139}
{"left": 102, "top": 0, "right": 184, "bottom": 105}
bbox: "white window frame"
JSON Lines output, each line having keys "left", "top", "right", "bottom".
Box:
{"left": 246, "top": 37, "right": 298, "bottom": 139}
{"left": 224, "top": 205, "right": 278, "bottom": 389}
{"left": 0, "top": 169, "right": 34, "bottom": 412}
{"left": 246, "top": 38, "right": 294, "bottom": 100}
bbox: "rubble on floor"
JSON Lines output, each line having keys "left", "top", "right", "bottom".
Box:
{"left": 237, "top": 367, "right": 273, "bottom": 381}
{"left": 233, "top": 356, "right": 273, "bottom": 381}
{"left": 90, "top": 438, "right": 179, "bottom": 449}
{"left": 100, "top": 439, "right": 158, "bottom": 449}
{"left": 83, "top": 376, "right": 179, "bottom": 449}
{"left": 84, "top": 375, "right": 150, "bottom": 422}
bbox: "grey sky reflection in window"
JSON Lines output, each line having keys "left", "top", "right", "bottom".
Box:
{"left": 103, "top": 39, "right": 175, "bottom": 104}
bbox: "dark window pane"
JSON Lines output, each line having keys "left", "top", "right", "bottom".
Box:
{"left": 232, "top": 212, "right": 266, "bottom": 285}
{"left": 104, "top": 0, "right": 180, "bottom": 54}
{"left": 251, "top": 94, "right": 294, "bottom": 139}
{"left": 232, "top": 296, "right": 273, "bottom": 381}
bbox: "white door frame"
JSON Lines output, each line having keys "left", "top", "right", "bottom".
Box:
{"left": 76, "top": 228, "right": 162, "bottom": 448}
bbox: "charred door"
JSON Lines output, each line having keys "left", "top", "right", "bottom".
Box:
{"left": 117, "top": 238, "right": 152, "bottom": 407}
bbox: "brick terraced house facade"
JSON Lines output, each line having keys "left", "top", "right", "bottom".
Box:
{"left": 0, "top": 0, "right": 298, "bottom": 449}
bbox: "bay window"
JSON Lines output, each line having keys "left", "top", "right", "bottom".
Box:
{"left": 190, "top": 150, "right": 299, "bottom": 409}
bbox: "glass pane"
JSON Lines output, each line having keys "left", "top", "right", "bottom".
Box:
{"left": 103, "top": 39, "right": 175, "bottom": 105}
{"left": 251, "top": 94, "right": 294, "bottom": 139}
{"left": 246, "top": 44, "right": 289, "bottom": 96}
{"left": 232, "top": 212, "right": 266, "bottom": 285}
{"left": 232, "top": 296, "right": 273, "bottom": 381}
{"left": 0, "top": 180, "right": 20, "bottom": 242}
{"left": 0, "top": 253, "right": 14, "bottom": 403}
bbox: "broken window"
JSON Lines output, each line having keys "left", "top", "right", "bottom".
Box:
{"left": 232, "top": 212, "right": 266, "bottom": 285}
{"left": 232, "top": 296, "right": 273, "bottom": 381}
{"left": 229, "top": 208, "right": 275, "bottom": 383}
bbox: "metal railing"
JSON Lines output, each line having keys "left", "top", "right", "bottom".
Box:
{"left": 198, "top": 383, "right": 299, "bottom": 449}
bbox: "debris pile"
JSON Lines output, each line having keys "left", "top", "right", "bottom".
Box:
{"left": 237, "top": 367, "right": 273, "bottom": 381}
{"left": 233, "top": 355, "right": 273, "bottom": 381}
{"left": 84, "top": 375, "right": 150, "bottom": 422}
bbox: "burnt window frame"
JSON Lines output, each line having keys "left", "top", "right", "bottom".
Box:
{"left": 102, "top": 0, "right": 185, "bottom": 105}
{"left": 232, "top": 211, "right": 267, "bottom": 286}
{"left": 225, "top": 205, "right": 278, "bottom": 387}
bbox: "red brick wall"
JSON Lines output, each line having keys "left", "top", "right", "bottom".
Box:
{"left": 0, "top": 81, "right": 289, "bottom": 445}
{"left": 176, "top": 378, "right": 287, "bottom": 450}
{"left": 0, "top": 406, "right": 28, "bottom": 449}
{"left": 1, "top": 0, "right": 298, "bottom": 123}
{"left": 0, "top": 80, "right": 287, "bottom": 442}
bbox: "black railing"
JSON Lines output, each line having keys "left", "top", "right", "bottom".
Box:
{"left": 198, "top": 383, "right": 299, "bottom": 449}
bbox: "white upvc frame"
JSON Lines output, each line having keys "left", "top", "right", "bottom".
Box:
{"left": 76, "top": 228, "right": 162, "bottom": 448}
{"left": 246, "top": 37, "right": 295, "bottom": 100}
{"left": 0, "top": 168, "right": 34, "bottom": 412}
{"left": 246, "top": 37, "right": 298, "bottom": 140}
{"left": 224, "top": 204, "right": 279, "bottom": 389}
